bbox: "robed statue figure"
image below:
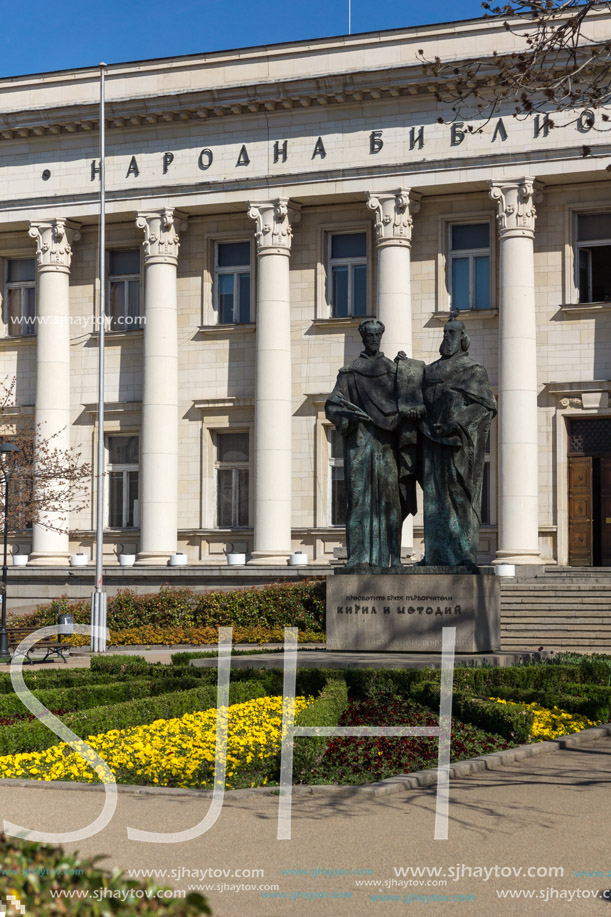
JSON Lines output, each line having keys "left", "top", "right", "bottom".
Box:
{"left": 325, "top": 319, "right": 425, "bottom": 571}
{"left": 419, "top": 313, "right": 497, "bottom": 566}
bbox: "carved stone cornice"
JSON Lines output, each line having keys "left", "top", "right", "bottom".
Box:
{"left": 28, "top": 218, "right": 81, "bottom": 273}
{"left": 247, "top": 200, "right": 301, "bottom": 254}
{"left": 136, "top": 208, "right": 188, "bottom": 264}
{"left": 489, "top": 178, "right": 544, "bottom": 239}
{"left": 366, "top": 189, "right": 421, "bottom": 247}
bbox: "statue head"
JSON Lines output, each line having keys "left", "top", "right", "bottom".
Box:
{"left": 359, "top": 318, "right": 385, "bottom": 356}
{"left": 440, "top": 311, "right": 470, "bottom": 358}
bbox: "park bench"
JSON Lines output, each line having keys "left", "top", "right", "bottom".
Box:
{"left": 5, "top": 626, "right": 73, "bottom": 664}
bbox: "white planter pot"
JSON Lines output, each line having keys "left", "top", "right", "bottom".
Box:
{"left": 227, "top": 553, "right": 246, "bottom": 566}
{"left": 69, "top": 553, "right": 88, "bottom": 567}
{"left": 119, "top": 554, "right": 136, "bottom": 567}
{"left": 168, "top": 553, "right": 188, "bottom": 567}
{"left": 12, "top": 554, "right": 28, "bottom": 567}
{"left": 495, "top": 563, "right": 516, "bottom": 577}
{"left": 289, "top": 552, "right": 308, "bottom": 566}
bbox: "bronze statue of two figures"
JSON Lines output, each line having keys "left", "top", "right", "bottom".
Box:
{"left": 325, "top": 314, "right": 497, "bottom": 571}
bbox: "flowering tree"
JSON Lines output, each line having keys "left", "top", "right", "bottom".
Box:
{"left": 419, "top": 1, "right": 611, "bottom": 134}
{"left": 0, "top": 377, "right": 91, "bottom": 536}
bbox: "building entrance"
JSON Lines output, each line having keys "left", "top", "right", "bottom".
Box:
{"left": 568, "top": 418, "right": 611, "bottom": 566}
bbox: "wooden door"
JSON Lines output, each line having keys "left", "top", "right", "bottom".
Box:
{"left": 600, "top": 457, "right": 611, "bottom": 566}
{"left": 569, "top": 456, "right": 593, "bottom": 566}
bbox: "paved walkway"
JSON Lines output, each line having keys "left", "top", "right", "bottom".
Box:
{"left": 1, "top": 737, "right": 610, "bottom": 915}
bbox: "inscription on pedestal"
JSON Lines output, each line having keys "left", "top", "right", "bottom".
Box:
{"left": 326, "top": 574, "right": 500, "bottom": 652}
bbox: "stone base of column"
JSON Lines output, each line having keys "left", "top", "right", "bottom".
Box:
{"left": 27, "top": 553, "right": 70, "bottom": 567}
{"left": 493, "top": 549, "right": 545, "bottom": 565}
{"left": 248, "top": 551, "right": 291, "bottom": 565}
{"left": 135, "top": 551, "right": 174, "bottom": 566}
{"left": 27, "top": 552, "right": 70, "bottom": 567}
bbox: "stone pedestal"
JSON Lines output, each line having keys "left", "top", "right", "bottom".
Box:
{"left": 326, "top": 572, "right": 500, "bottom": 652}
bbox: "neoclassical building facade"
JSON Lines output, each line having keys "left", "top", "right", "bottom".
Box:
{"left": 1, "top": 11, "right": 611, "bottom": 568}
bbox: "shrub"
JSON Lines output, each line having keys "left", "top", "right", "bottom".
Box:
{"left": 12, "top": 580, "right": 326, "bottom": 635}
{"left": 0, "top": 833, "right": 210, "bottom": 915}
{"left": 291, "top": 676, "right": 349, "bottom": 780}
{"left": 90, "top": 654, "right": 149, "bottom": 674}
{"left": 343, "top": 668, "right": 427, "bottom": 700}
{"left": 0, "top": 679, "right": 268, "bottom": 756}
{"left": 452, "top": 664, "right": 585, "bottom": 694}
{"left": 483, "top": 684, "right": 610, "bottom": 722}
{"left": 410, "top": 682, "right": 534, "bottom": 744}
{"left": 0, "top": 673, "right": 239, "bottom": 718}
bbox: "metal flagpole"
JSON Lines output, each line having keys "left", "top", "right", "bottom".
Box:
{"left": 91, "top": 62, "right": 108, "bottom": 653}
{"left": 348, "top": 0, "right": 351, "bottom": 34}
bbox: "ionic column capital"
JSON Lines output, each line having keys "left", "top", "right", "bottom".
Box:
{"left": 136, "top": 208, "right": 188, "bottom": 265}
{"left": 489, "top": 178, "right": 544, "bottom": 239}
{"left": 28, "top": 218, "right": 81, "bottom": 273}
{"left": 366, "top": 189, "right": 421, "bottom": 248}
{"left": 247, "top": 199, "right": 301, "bottom": 255}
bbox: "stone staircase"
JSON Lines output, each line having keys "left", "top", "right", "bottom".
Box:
{"left": 500, "top": 567, "right": 611, "bottom": 654}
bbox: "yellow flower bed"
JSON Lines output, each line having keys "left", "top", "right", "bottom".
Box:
{"left": 0, "top": 695, "right": 313, "bottom": 789}
{"left": 489, "top": 697, "right": 600, "bottom": 741}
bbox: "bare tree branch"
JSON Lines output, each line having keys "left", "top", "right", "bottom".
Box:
{"left": 0, "top": 377, "right": 91, "bottom": 535}
{"left": 418, "top": 1, "right": 611, "bottom": 126}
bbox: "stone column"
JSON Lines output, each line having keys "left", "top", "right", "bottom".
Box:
{"left": 247, "top": 199, "right": 300, "bottom": 564}
{"left": 367, "top": 189, "right": 421, "bottom": 556}
{"left": 135, "top": 208, "right": 187, "bottom": 564}
{"left": 28, "top": 218, "right": 81, "bottom": 566}
{"left": 489, "top": 177, "right": 544, "bottom": 564}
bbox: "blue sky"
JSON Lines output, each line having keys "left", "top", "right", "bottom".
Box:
{"left": 1, "top": 0, "right": 491, "bottom": 78}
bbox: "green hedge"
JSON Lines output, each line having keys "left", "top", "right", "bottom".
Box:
{"left": 12, "top": 579, "right": 326, "bottom": 633}
{"left": 410, "top": 681, "right": 534, "bottom": 744}
{"left": 452, "top": 664, "right": 587, "bottom": 694}
{"left": 484, "top": 684, "right": 610, "bottom": 722}
{"left": 0, "top": 679, "right": 268, "bottom": 756}
{"left": 0, "top": 673, "right": 232, "bottom": 718}
{"left": 341, "top": 665, "right": 595, "bottom": 701}
{"left": 0, "top": 669, "right": 123, "bottom": 695}
{"left": 291, "top": 676, "right": 349, "bottom": 780}
{"left": 342, "top": 668, "right": 430, "bottom": 700}
{"left": 90, "top": 654, "right": 150, "bottom": 674}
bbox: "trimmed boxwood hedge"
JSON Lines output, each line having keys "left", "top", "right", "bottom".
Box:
{"left": 410, "top": 681, "right": 534, "bottom": 744}
{"left": 291, "top": 676, "right": 349, "bottom": 780}
{"left": 483, "top": 684, "right": 611, "bottom": 722}
{"left": 0, "top": 673, "right": 242, "bottom": 718}
{"left": 0, "top": 679, "right": 268, "bottom": 756}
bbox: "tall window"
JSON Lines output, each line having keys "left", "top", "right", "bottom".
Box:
{"left": 108, "top": 250, "right": 141, "bottom": 332}
{"left": 448, "top": 223, "right": 490, "bottom": 311}
{"left": 328, "top": 232, "right": 367, "bottom": 317}
{"left": 216, "top": 431, "right": 249, "bottom": 527}
{"left": 106, "top": 435, "right": 139, "bottom": 528}
{"left": 328, "top": 428, "right": 345, "bottom": 526}
{"left": 5, "top": 259, "right": 36, "bottom": 338}
{"left": 215, "top": 241, "right": 251, "bottom": 324}
{"left": 576, "top": 212, "right": 611, "bottom": 303}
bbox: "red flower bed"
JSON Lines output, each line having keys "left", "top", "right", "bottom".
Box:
{"left": 307, "top": 697, "right": 512, "bottom": 786}
{"left": 0, "top": 709, "right": 68, "bottom": 727}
